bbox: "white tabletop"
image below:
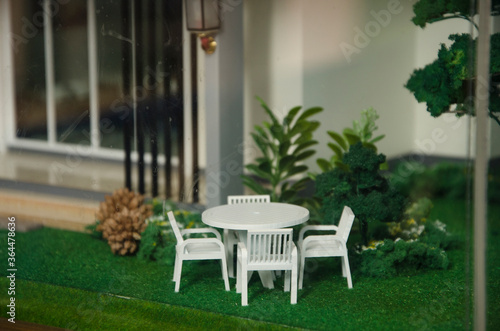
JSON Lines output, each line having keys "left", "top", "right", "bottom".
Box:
{"left": 202, "top": 202, "right": 309, "bottom": 230}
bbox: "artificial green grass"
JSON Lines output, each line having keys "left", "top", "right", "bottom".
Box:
{"left": 0, "top": 198, "right": 498, "bottom": 330}
{"left": 0, "top": 279, "right": 293, "bottom": 330}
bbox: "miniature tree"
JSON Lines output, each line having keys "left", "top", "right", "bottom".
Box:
{"left": 405, "top": 0, "right": 500, "bottom": 125}
{"left": 316, "top": 143, "right": 406, "bottom": 245}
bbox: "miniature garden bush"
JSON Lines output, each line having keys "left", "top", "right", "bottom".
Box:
{"left": 314, "top": 107, "right": 386, "bottom": 175}
{"left": 353, "top": 197, "right": 459, "bottom": 278}
{"left": 315, "top": 142, "right": 406, "bottom": 245}
{"left": 241, "top": 96, "right": 323, "bottom": 205}
{"left": 137, "top": 199, "right": 205, "bottom": 265}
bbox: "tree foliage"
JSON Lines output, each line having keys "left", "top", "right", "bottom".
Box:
{"left": 406, "top": 33, "right": 500, "bottom": 123}
{"left": 316, "top": 143, "right": 406, "bottom": 245}
{"left": 412, "top": 0, "right": 500, "bottom": 28}
{"left": 242, "top": 97, "right": 323, "bottom": 204}
{"left": 315, "top": 107, "right": 385, "bottom": 175}
{"left": 407, "top": 0, "right": 500, "bottom": 125}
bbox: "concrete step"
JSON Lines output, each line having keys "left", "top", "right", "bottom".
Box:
{"left": 0, "top": 189, "right": 99, "bottom": 232}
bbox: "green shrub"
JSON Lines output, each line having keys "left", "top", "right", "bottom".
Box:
{"left": 137, "top": 200, "right": 205, "bottom": 265}
{"left": 357, "top": 238, "right": 450, "bottom": 278}
{"left": 241, "top": 96, "right": 323, "bottom": 204}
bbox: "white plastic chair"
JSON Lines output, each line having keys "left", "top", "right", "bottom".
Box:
{"left": 225, "top": 195, "right": 270, "bottom": 277}
{"left": 167, "top": 210, "right": 230, "bottom": 292}
{"left": 236, "top": 228, "right": 298, "bottom": 306}
{"left": 298, "top": 206, "right": 355, "bottom": 289}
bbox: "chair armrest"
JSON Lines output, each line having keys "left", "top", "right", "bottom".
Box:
{"left": 298, "top": 225, "right": 339, "bottom": 245}
{"left": 301, "top": 235, "right": 346, "bottom": 251}
{"left": 179, "top": 237, "right": 225, "bottom": 251}
{"left": 181, "top": 227, "right": 222, "bottom": 241}
{"left": 237, "top": 241, "right": 247, "bottom": 262}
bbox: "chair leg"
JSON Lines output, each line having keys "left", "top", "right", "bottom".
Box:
{"left": 174, "top": 258, "right": 183, "bottom": 292}
{"left": 241, "top": 264, "right": 248, "bottom": 306}
{"left": 224, "top": 230, "right": 235, "bottom": 278}
{"left": 299, "top": 255, "right": 306, "bottom": 289}
{"left": 173, "top": 254, "right": 180, "bottom": 281}
{"left": 284, "top": 270, "right": 290, "bottom": 292}
{"left": 291, "top": 265, "right": 297, "bottom": 304}
{"left": 220, "top": 256, "right": 230, "bottom": 291}
{"left": 341, "top": 256, "right": 346, "bottom": 277}
{"left": 343, "top": 254, "right": 353, "bottom": 289}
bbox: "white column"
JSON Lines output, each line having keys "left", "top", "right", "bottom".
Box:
{"left": 474, "top": 0, "right": 491, "bottom": 330}
{"left": 204, "top": 2, "right": 244, "bottom": 207}
{"left": 44, "top": 0, "right": 56, "bottom": 145}
{"left": 0, "top": 0, "right": 15, "bottom": 153}
{"left": 88, "top": 0, "right": 100, "bottom": 149}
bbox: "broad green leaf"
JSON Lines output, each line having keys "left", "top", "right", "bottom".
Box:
{"left": 294, "top": 133, "right": 314, "bottom": 146}
{"left": 251, "top": 132, "right": 269, "bottom": 157}
{"left": 327, "top": 131, "right": 348, "bottom": 151}
{"left": 288, "top": 121, "right": 309, "bottom": 138}
{"left": 279, "top": 155, "right": 295, "bottom": 171}
{"left": 343, "top": 127, "right": 356, "bottom": 136}
{"left": 256, "top": 96, "right": 280, "bottom": 126}
{"left": 327, "top": 142, "right": 343, "bottom": 160}
{"left": 293, "top": 140, "right": 317, "bottom": 156}
{"left": 301, "top": 121, "right": 321, "bottom": 135}
{"left": 284, "top": 165, "right": 308, "bottom": 179}
{"left": 281, "top": 181, "right": 290, "bottom": 193}
{"left": 362, "top": 142, "right": 377, "bottom": 151}
{"left": 258, "top": 160, "right": 272, "bottom": 173}
{"left": 296, "top": 107, "right": 323, "bottom": 122}
{"left": 280, "top": 189, "right": 296, "bottom": 202}
{"left": 317, "top": 158, "right": 332, "bottom": 172}
{"left": 334, "top": 160, "right": 349, "bottom": 172}
{"left": 343, "top": 132, "right": 361, "bottom": 146}
{"left": 242, "top": 175, "right": 269, "bottom": 195}
{"left": 246, "top": 164, "right": 272, "bottom": 180}
{"left": 255, "top": 157, "right": 268, "bottom": 164}
{"left": 369, "top": 134, "right": 385, "bottom": 144}
{"left": 290, "top": 177, "right": 309, "bottom": 191}
{"left": 254, "top": 125, "right": 270, "bottom": 142}
{"left": 269, "top": 124, "right": 284, "bottom": 141}
{"left": 283, "top": 106, "right": 302, "bottom": 127}
{"left": 279, "top": 140, "right": 291, "bottom": 156}
{"left": 295, "top": 150, "right": 315, "bottom": 162}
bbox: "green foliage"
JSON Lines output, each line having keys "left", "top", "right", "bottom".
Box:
{"left": 315, "top": 107, "right": 385, "bottom": 175}
{"left": 357, "top": 238, "right": 450, "bottom": 278}
{"left": 316, "top": 143, "right": 406, "bottom": 245}
{"left": 137, "top": 200, "right": 205, "bottom": 265}
{"left": 84, "top": 222, "right": 102, "bottom": 240}
{"left": 411, "top": 0, "right": 476, "bottom": 28}
{"left": 242, "top": 96, "right": 323, "bottom": 204}
{"left": 407, "top": 0, "right": 500, "bottom": 125}
{"left": 412, "top": 0, "right": 500, "bottom": 28}
{"left": 391, "top": 162, "right": 469, "bottom": 201}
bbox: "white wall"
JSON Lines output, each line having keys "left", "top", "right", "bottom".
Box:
{"left": 243, "top": 0, "right": 493, "bottom": 171}
{"left": 302, "top": 0, "right": 417, "bottom": 170}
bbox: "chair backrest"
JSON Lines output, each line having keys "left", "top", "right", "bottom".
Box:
{"left": 246, "top": 229, "right": 294, "bottom": 265}
{"left": 166, "top": 210, "right": 184, "bottom": 244}
{"left": 337, "top": 206, "right": 356, "bottom": 242}
{"left": 228, "top": 195, "right": 270, "bottom": 204}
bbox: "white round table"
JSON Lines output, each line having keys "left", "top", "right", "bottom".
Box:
{"left": 202, "top": 202, "right": 309, "bottom": 288}
{"left": 202, "top": 202, "right": 310, "bottom": 230}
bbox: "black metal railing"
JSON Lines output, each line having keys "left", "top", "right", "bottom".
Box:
{"left": 122, "top": 0, "right": 199, "bottom": 203}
